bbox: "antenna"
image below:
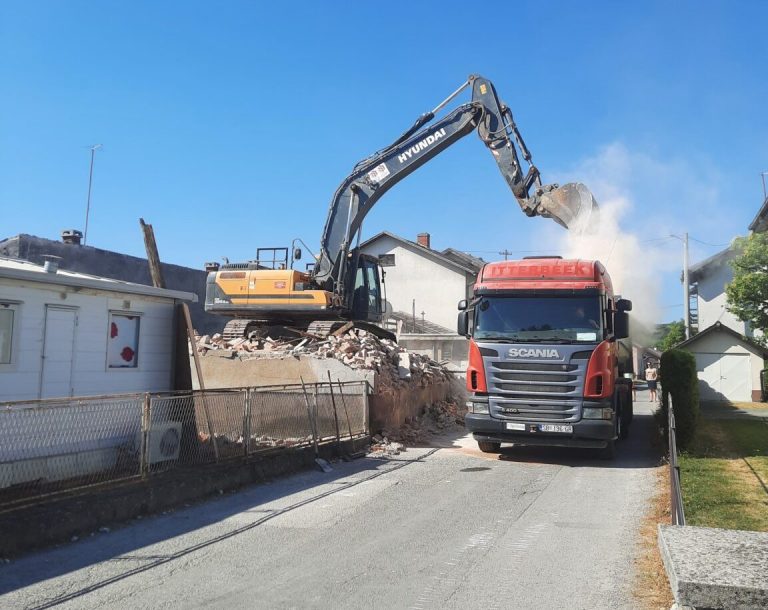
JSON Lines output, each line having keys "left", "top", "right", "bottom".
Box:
{"left": 761, "top": 171, "right": 768, "bottom": 200}
{"left": 83, "top": 144, "right": 103, "bottom": 246}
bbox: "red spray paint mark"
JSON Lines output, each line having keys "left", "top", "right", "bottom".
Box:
{"left": 111, "top": 322, "right": 118, "bottom": 338}
{"left": 121, "top": 346, "right": 135, "bottom": 362}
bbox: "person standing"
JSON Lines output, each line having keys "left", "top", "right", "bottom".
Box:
{"left": 645, "top": 362, "right": 659, "bottom": 402}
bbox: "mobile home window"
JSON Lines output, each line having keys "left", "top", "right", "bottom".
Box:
{"left": 108, "top": 312, "right": 140, "bottom": 368}
{"left": 0, "top": 303, "right": 17, "bottom": 364}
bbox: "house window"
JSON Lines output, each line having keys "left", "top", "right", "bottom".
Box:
{"left": 108, "top": 312, "right": 140, "bottom": 368}
{"left": 0, "top": 303, "right": 18, "bottom": 365}
{"left": 379, "top": 253, "right": 395, "bottom": 267}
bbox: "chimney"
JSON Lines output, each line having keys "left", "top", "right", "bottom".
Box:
{"left": 61, "top": 229, "right": 83, "bottom": 245}
{"left": 416, "top": 233, "right": 431, "bottom": 249}
{"left": 42, "top": 255, "right": 62, "bottom": 274}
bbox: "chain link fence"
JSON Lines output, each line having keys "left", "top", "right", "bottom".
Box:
{"left": 0, "top": 381, "right": 369, "bottom": 509}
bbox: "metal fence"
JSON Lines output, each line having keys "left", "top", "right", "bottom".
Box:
{"left": 668, "top": 396, "right": 686, "bottom": 526}
{"left": 0, "top": 381, "right": 369, "bottom": 509}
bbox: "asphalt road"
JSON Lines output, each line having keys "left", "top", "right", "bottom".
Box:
{"left": 1, "top": 397, "right": 661, "bottom": 610}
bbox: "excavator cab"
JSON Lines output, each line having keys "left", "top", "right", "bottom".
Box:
{"left": 349, "top": 253, "right": 385, "bottom": 322}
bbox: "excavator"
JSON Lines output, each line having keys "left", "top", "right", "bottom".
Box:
{"left": 204, "top": 74, "right": 598, "bottom": 340}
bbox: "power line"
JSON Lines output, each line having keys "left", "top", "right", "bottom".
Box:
{"left": 641, "top": 235, "right": 729, "bottom": 247}
{"left": 688, "top": 236, "right": 729, "bottom": 247}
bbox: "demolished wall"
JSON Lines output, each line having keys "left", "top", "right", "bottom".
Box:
{"left": 192, "top": 328, "right": 460, "bottom": 434}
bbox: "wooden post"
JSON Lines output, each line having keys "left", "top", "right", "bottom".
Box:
{"left": 182, "top": 302, "right": 219, "bottom": 462}
{"left": 139, "top": 218, "right": 166, "bottom": 289}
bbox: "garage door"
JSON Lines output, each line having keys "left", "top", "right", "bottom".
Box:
{"left": 694, "top": 352, "right": 751, "bottom": 402}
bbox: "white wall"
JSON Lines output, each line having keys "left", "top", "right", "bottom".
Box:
{"left": 696, "top": 262, "right": 748, "bottom": 335}
{"left": 0, "top": 276, "right": 179, "bottom": 402}
{"left": 683, "top": 330, "right": 764, "bottom": 401}
{"left": 361, "top": 236, "right": 473, "bottom": 332}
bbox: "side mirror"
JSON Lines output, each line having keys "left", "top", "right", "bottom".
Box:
{"left": 457, "top": 311, "right": 469, "bottom": 337}
{"left": 458, "top": 299, "right": 468, "bottom": 311}
{"left": 293, "top": 248, "right": 302, "bottom": 261}
{"left": 617, "top": 298, "right": 632, "bottom": 312}
{"left": 614, "top": 311, "right": 630, "bottom": 339}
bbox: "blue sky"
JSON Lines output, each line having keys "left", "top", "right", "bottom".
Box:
{"left": 1, "top": 1, "right": 766, "bottom": 323}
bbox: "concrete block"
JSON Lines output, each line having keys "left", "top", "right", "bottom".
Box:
{"left": 659, "top": 524, "right": 768, "bottom": 610}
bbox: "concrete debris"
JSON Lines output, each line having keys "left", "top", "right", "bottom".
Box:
{"left": 375, "top": 399, "right": 467, "bottom": 448}
{"left": 368, "top": 438, "right": 405, "bottom": 458}
{"left": 194, "top": 327, "right": 452, "bottom": 393}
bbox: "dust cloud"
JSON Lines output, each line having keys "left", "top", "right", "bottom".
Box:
{"left": 564, "top": 190, "right": 668, "bottom": 347}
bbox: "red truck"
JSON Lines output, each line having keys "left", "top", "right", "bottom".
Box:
{"left": 457, "top": 257, "right": 633, "bottom": 459}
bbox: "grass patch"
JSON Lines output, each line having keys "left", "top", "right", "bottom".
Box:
{"left": 633, "top": 467, "right": 673, "bottom": 610}
{"left": 679, "top": 418, "right": 768, "bottom": 531}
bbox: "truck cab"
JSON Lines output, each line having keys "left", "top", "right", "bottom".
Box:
{"left": 457, "top": 257, "right": 632, "bottom": 459}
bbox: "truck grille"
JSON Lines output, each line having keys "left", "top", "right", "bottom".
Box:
{"left": 485, "top": 356, "right": 589, "bottom": 423}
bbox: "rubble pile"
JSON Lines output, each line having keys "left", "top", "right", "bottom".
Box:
{"left": 194, "top": 327, "right": 452, "bottom": 390}
{"left": 197, "top": 431, "right": 313, "bottom": 451}
{"left": 371, "top": 398, "right": 468, "bottom": 452}
{"left": 368, "top": 435, "right": 405, "bottom": 457}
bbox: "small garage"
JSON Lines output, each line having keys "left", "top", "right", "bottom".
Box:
{"left": 676, "top": 322, "right": 767, "bottom": 403}
{"left": 0, "top": 256, "right": 196, "bottom": 402}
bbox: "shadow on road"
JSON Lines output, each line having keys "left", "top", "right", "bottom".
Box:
{"left": 0, "top": 450, "right": 435, "bottom": 601}
{"left": 444, "top": 398, "right": 664, "bottom": 470}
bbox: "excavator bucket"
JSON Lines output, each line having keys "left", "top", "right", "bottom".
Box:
{"left": 536, "top": 182, "right": 599, "bottom": 234}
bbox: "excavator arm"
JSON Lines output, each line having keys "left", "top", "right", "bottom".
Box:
{"left": 313, "top": 74, "right": 597, "bottom": 294}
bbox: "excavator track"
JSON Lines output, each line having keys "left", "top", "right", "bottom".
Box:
{"left": 222, "top": 318, "right": 395, "bottom": 342}
{"left": 307, "top": 320, "right": 396, "bottom": 342}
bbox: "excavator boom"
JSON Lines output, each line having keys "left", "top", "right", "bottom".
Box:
{"left": 313, "top": 74, "right": 598, "bottom": 295}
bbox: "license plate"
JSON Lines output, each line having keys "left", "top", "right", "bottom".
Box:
{"left": 539, "top": 424, "right": 573, "bottom": 433}
{"left": 505, "top": 422, "right": 526, "bottom": 431}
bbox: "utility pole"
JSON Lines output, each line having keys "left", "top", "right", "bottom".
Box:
{"left": 683, "top": 232, "right": 690, "bottom": 340}
{"left": 499, "top": 249, "right": 512, "bottom": 260}
{"left": 83, "top": 144, "right": 103, "bottom": 246}
{"left": 671, "top": 233, "right": 691, "bottom": 339}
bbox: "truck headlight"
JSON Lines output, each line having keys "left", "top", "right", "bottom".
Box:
{"left": 582, "top": 407, "right": 613, "bottom": 420}
{"left": 467, "top": 401, "right": 489, "bottom": 414}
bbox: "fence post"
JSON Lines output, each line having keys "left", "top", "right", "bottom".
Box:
{"left": 243, "top": 388, "right": 251, "bottom": 457}
{"left": 363, "top": 380, "right": 370, "bottom": 436}
{"left": 140, "top": 393, "right": 151, "bottom": 479}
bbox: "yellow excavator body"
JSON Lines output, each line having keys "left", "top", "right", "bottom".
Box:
{"left": 210, "top": 268, "right": 332, "bottom": 311}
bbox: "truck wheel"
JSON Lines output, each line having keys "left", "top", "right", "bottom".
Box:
{"left": 619, "top": 412, "right": 630, "bottom": 440}
{"left": 599, "top": 439, "right": 616, "bottom": 460}
{"left": 478, "top": 441, "right": 501, "bottom": 453}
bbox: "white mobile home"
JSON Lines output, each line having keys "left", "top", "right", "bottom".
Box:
{"left": 0, "top": 256, "right": 196, "bottom": 402}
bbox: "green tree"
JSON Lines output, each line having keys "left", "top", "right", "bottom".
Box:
{"left": 656, "top": 320, "right": 686, "bottom": 351}
{"left": 726, "top": 233, "right": 768, "bottom": 340}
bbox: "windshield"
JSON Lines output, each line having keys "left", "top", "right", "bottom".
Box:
{"left": 473, "top": 296, "right": 602, "bottom": 342}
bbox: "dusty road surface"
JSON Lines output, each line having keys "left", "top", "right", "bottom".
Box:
{"left": 1, "top": 397, "right": 661, "bottom": 610}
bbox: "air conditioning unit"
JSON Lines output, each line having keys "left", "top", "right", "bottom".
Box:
{"left": 139, "top": 422, "right": 182, "bottom": 464}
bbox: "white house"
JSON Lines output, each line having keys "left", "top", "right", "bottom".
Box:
{"left": 359, "top": 231, "right": 482, "bottom": 332}
{"left": 359, "top": 232, "right": 484, "bottom": 371}
{"left": 676, "top": 322, "right": 767, "bottom": 402}
{"left": 0, "top": 256, "right": 196, "bottom": 402}
{"left": 688, "top": 247, "right": 746, "bottom": 335}
{"left": 682, "top": 194, "right": 768, "bottom": 402}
